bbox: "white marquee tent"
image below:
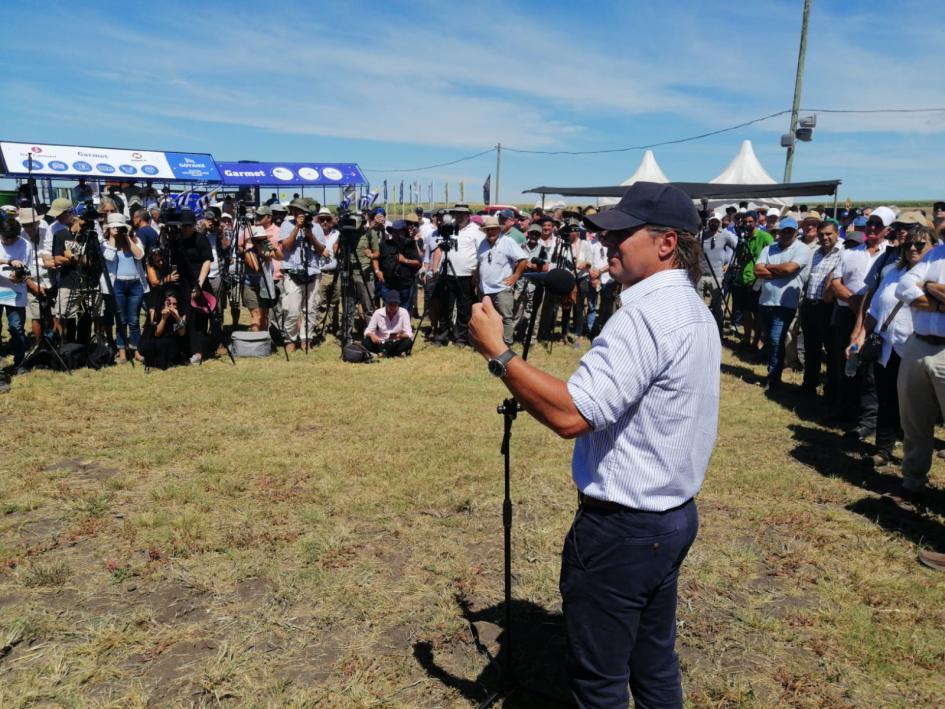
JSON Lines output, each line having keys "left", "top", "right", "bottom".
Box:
{"left": 708, "top": 140, "right": 792, "bottom": 209}
{"left": 598, "top": 150, "right": 670, "bottom": 206}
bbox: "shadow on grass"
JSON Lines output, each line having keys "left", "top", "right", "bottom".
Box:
{"left": 720, "top": 362, "right": 765, "bottom": 386}
{"left": 847, "top": 496, "right": 945, "bottom": 549}
{"left": 413, "top": 594, "right": 571, "bottom": 708}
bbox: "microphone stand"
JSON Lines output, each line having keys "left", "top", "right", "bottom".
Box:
{"left": 474, "top": 275, "right": 565, "bottom": 708}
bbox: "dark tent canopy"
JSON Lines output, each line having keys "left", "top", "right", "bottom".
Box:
{"left": 524, "top": 180, "right": 841, "bottom": 200}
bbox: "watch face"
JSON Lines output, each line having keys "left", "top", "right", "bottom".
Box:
{"left": 488, "top": 359, "right": 505, "bottom": 377}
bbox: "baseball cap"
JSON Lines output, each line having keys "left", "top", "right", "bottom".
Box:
{"left": 47, "top": 197, "right": 74, "bottom": 218}
{"left": 383, "top": 291, "right": 401, "bottom": 305}
{"left": 584, "top": 181, "right": 700, "bottom": 234}
{"left": 527, "top": 224, "right": 542, "bottom": 235}
{"left": 778, "top": 217, "right": 799, "bottom": 231}
{"left": 853, "top": 216, "right": 868, "bottom": 227}
{"left": 497, "top": 209, "right": 515, "bottom": 222}
{"left": 250, "top": 226, "right": 268, "bottom": 239}
{"left": 220, "top": 211, "right": 234, "bottom": 221}
{"left": 316, "top": 207, "right": 333, "bottom": 218}
{"left": 844, "top": 229, "right": 866, "bottom": 244}
{"left": 255, "top": 205, "right": 272, "bottom": 216}
{"left": 386, "top": 219, "right": 407, "bottom": 233}
{"left": 16, "top": 208, "right": 40, "bottom": 225}
{"left": 933, "top": 201, "right": 945, "bottom": 213}
{"left": 870, "top": 206, "right": 896, "bottom": 227}
{"left": 374, "top": 207, "right": 386, "bottom": 216}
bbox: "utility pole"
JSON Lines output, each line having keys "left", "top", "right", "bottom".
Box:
{"left": 783, "top": 0, "right": 812, "bottom": 183}
{"left": 495, "top": 143, "right": 501, "bottom": 205}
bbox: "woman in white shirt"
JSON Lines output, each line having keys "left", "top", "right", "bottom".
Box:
{"left": 853, "top": 227, "right": 934, "bottom": 465}
{"left": 102, "top": 213, "right": 147, "bottom": 362}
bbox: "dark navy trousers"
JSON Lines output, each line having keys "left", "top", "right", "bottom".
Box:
{"left": 559, "top": 498, "right": 698, "bottom": 708}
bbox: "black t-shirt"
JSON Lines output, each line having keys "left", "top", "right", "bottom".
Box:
{"left": 51, "top": 223, "right": 81, "bottom": 289}
{"left": 379, "top": 234, "right": 400, "bottom": 283}
{"left": 171, "top": 233, "right": 212, "bottom": 289}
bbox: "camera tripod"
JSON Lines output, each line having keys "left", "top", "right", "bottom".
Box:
{"left": 19, "top": 155, "right": 70, "bottom": 374}
{"left": 411, "top": 237, "right": 459, "bottom": 349}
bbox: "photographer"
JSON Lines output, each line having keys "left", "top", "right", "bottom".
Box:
{"left": 316, "top": 208, "right": 340, "bottom": 329}
{"left": 699, "top": 214, "right": 737, "bottom": 335}
{"left": 513, "top": 224, "right": 548, "bottom": 341}
{"left": 730, "top": 211, "right": 773, "bottom": 353}
{"left": 169, "top": 208, "right": 214, "bottom": 364}
{"left": 242, "top": 226, "right": 281, "bottom": 332}
{"left": 17, "top": 209, "right": 54, "bottom": 343}
{"left": 475, "top": 216, "right": 527, "bottom": 346}
{"left": 48, "top": 198, "right": 80, "bottom": 342}
{"left": 139, "top": 290, "right": 188, "bottom": 370}
{"left": 379, "top": 218, "right": 422, "bottom": 307}
{"left": 279, "top": 199, "right": 326, "bottom": 352}
{"left": 102, "top": 213, "right": 147, "bottom": 362}
{"left": 363, "top": 291, "right": 413, "bottom": 357}
{"left": 433, "top": 204, "right": 482, "bottom": 347}
{"left": 0, "top": 217, "right": 40, "bottom": 369}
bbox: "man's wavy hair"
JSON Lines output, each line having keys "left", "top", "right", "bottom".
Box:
{"left": 647, "top": 225, "right": 703, "bottom": 285}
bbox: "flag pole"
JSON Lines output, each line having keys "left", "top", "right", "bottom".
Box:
{"left": 495, "top": 142, "right": 501, "bottom": 206}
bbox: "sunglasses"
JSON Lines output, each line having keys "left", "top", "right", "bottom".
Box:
{"left": 906, "top": 241, "right": 929, "bottom": 250}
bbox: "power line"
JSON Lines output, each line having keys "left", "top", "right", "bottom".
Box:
{"left": 503, "top": 110, "right": 792, "bottom": 156}
{"left": 360, "top": 107, "right": 945, "bottom": 172}
{"left": 362, "top": 148, "right": 495, "bottom": 173}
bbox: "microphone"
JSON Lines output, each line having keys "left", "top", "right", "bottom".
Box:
{"left": 521, "top": 268, "right": 576, "bottom": 295}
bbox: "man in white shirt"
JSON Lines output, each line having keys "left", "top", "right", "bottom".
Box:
{"left": 0, "top": 217, "right": 39, "bottom": 368}
{"left": 433, "top": 204, "right": 482, "bottom": 346}
{"left": 17, "top": 209, "right": 53, "bottom": 342}
{"left": 474, "top": 216, "right": 527, "bottom": 345}
{"left": 278, "top": 199, "right": 326, "bottom": 352}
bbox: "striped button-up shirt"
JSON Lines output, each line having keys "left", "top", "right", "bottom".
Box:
{"left": 566, "top": 269, "right": 721, "bottom": 511}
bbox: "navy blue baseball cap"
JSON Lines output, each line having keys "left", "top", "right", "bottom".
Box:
{"left": 584, "top": 182, "right": 700, "bottom": 234}
{"left": 386, "top": 219, "right": 407, "bottom": 233}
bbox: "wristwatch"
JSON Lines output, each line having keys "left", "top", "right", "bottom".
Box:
{"left": 487, "top": 349, "right": 517, "bottom": 377}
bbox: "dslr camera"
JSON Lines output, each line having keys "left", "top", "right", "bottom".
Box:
{"left": 436, "top": 215, "right": 458, "bottom": 251}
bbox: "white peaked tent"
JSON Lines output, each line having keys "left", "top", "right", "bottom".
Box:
{"left": 709, "top": 140, "right": 792, "bottom": 209}
{"left": 598, "top": 150, "right": 670, "bottom": 206}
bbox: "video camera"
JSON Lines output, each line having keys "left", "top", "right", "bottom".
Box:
{"left": 435, "top": 215, "right": 458, "bottom": 252}
{"left": 338, "top": 210, "right": 364, "bottom": 251}
{"left": 530, "top": 246, "right": 548, "bottom": 270}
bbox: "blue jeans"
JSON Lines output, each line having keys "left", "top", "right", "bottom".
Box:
{"left": 760, "top": 305, "right": 796, "bottom": 385}
{"left": 378, "top": 283, "right": 413, "bottom": 309}
{"left": 113, "top": 279, "right": 144, "bottom": 349}
{"left": 1, "top": 305, "right": 27, "bottom": 366}
{"left": 560, "top": 499, "right": 698, "bottom": 708}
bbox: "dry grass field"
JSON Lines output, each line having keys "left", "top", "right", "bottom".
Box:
{"left": 1, "top": 338, "right": 944, "bottom": 707}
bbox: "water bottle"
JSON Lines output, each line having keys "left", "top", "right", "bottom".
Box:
{"left": 845, "top": 344, "right": 860, "bottom": 377}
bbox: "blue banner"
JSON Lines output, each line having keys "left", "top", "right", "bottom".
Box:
{"left": 165, "top": 152, "right": 221, "bottom": 181}
{"left": 217, "top": 162, "right": 366, "bottom": 186}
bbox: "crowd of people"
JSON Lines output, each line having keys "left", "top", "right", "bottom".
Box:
{"left": 0, "top": 184, "right": 618, "bottom": 378}
{"left": 704, "top": 199, "right": 945, "bottom": 571}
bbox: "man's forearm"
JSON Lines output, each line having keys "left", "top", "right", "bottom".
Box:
{"left": 488, "top": 353, "right": 590, "bottom": 439}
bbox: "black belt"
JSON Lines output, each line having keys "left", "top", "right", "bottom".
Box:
{"left": 577, "top": 492, "right": 692, "bottom": 514}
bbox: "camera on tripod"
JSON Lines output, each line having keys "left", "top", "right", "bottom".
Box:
{"left": 530, "top": 246, "right": 548, "bottom": 270}
{"left": 0, "top": 263, "right": 30, "bottom": 281}
{"left": 79, "top": 200, "right": 100, "bottom": 225}
{"left": 436, "top": 215, "right": 459, "bottom": 251}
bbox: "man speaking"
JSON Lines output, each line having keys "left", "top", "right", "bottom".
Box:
{"left": 469, "top": 182, "right": 720, "bottom": 708}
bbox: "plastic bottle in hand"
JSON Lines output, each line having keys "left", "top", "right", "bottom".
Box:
{"left": 845, "top": 344, "right": 860, "bottom": 377}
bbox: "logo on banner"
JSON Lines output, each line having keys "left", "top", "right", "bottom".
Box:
{"left": 30, "top": 146, "right": 42, "bottom": 153}
{"left": 73, "top": 161, "right": 92, "bottom": 172}
{"left": 132, "top": 152, "right": 143, "bottom": 159}
{"left": 272, "top": 167, "right": 294, "bottom": 181}
{"left": 297, "top": 167, "right": 319, "bottom": 181}
{"left": 119, "top": 164, "right": 137, "bottom": 175}
{"left": 96, "top": 163, "right": 116, "bottom": 174}
{"left": 49, "top": 161, "right": 68, "bottom": 171}
{"left": 22, "top": 159, "right": 44, "bottom": 170}
{"left": 322, "top": 167, "right": 343, "bottom": 181}
{"left": 141, "top": 165, "right": 159, "bottom": 175}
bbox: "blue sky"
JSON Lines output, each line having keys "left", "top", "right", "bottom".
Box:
{"left": 2, "top": 0, "right": 944, "bottom": 203}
